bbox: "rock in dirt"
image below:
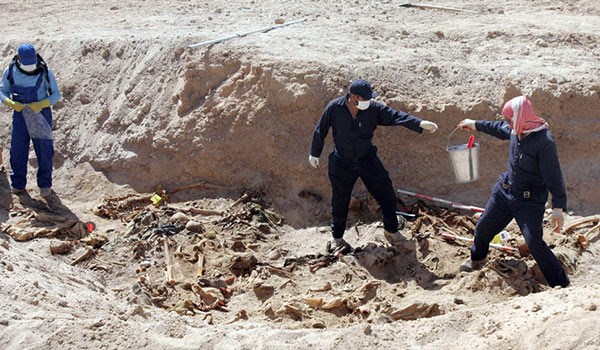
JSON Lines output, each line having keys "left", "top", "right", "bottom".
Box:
{"left": 312, "top": 321, "right": 326, "bottom": 329}
{"left": 388, "top": 302, "right": 442, "bottom": 321}
{"left": 267, "top": 249, "right": 281, "bottom": 260}
{"left": 170, "top": 212, "right": 190, "bottom": 224}
{"left": 253, "top": 282, "right": 275, "bottom": 301}
{"left": 185, "top": 220, "right": 205, "bottom": 233}
{"left": 228, "top": 254, "right": 258, "bottom": 276}
{"left": 50, "top": 241, "right": 72, "bottom": 255}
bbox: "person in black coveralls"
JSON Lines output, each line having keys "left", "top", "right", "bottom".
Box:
{"left": 309, "top": 79, "right": 438, "bottom": 253}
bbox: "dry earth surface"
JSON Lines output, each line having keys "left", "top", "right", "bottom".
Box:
{"left": 1, "top": 1, "right": 599, "bottom": 349}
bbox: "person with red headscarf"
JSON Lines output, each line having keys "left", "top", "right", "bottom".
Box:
{"left": 456, "top": 95, "right": 569, "bottom": 288}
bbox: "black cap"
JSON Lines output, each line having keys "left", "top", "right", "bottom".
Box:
{"left": 349, "top": 79, "right": 377, "bottom": 99}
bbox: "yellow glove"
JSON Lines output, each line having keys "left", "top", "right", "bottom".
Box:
{"left": 3, "top": 98, "right": 25, "bottom": 112}
{"left": 29, "top": 99, "right": 51, "bottom": 113}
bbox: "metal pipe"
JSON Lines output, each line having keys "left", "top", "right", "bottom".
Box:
{"left": 188, "top": 18, "right": 308, "bottom": 49}
{"left": 397, "top": 188, "right": 485, "bottom": 213}
{"left": 396, "top": 211, "right": 416, "bottom": 218}
{"left": 400, "top": 3, "right": 480, "bottom": 14}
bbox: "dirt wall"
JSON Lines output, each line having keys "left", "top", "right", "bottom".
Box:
{"left": 1, "top": 39, "right": 599, "bottom": 227}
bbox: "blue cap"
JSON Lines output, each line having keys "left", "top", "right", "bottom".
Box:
{"left": 349, "top": 79, "right": 377, "bottom": 99}
{"left": 18, "top": 43, "right": 37, "bottom": 66}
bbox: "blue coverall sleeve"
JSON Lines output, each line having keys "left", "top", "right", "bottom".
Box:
{"left": 310, "top": 104, "right": 332, "bottom": 157}
{"left": 376, "top": 104, "right": 423, "bottom": 133}
{"left": 475, "top": 120, "right": 511, "bottom": 140}
{"left": 45, "top": 68, "right": 61, "bottom": 105}
{"left": 538, "top": 138, "right": 567, "bottom": 209}
{"left": 0, "top": 67, "right": 11, "bottom": 102}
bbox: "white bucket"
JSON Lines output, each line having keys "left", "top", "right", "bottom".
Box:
{"left": 447, "top": 128, "right": 479, "bottom": 184}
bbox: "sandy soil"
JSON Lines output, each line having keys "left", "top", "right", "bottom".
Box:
{"left": 1, "top": 1, "right": 600, "bottom": 349}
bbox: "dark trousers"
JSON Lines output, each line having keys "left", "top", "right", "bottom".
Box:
{"left": 471, "top": 182, "right": 569, "bottom": 288}
{"left": 328, "top": 153, "right": 398, "bottom": 239}
{"left": 10, "top": 109, "right": 54, "bottom": 190}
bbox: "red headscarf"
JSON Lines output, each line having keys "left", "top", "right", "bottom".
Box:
{"left": 502, "top": 96, "right": 548, "bottom": 134}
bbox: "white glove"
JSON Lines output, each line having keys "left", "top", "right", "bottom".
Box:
{"left": 551, "top": 208, "right": 564, "bottom": 233}
{"left": 458, "top": 119, "right": 476, "bottom": 131}
{"left": 309, "top": 155, "right": 319, "bottom": 169}
{"left": 420, "top": 120, "right": 438, "bottom": 133}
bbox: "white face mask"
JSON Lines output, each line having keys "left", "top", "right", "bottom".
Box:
{"left": 19, "top": 63, "right": 37, "bottom": 72}
{"left": 357, "top": 99, "right": 371, "bottom": 110}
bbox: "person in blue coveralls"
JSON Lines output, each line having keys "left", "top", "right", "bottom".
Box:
{"left": 309, "top": 79, "right": 439, "bottom": 254}
{"left": 457, "top": 95, "right": 569, "bottom": 288}
{"left": 1, "top": 43, "right": 61, "bottom": 198}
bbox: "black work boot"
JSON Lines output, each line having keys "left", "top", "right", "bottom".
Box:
{"left": 384, "top": 230, "right": 401, "bottom": 244}
{"left": 385, "top": 216, "right": 406, "bottom": 244}
{"left": 327, "top": 238, "right": 352, "bottom": 255}
{"left": 459, "top": 258, "right": 487, "bottom": 272}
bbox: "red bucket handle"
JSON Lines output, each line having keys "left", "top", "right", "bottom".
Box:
{"left": 467, "top": 134, "right": 475, "bottom": 148}
{"left": 447, "top": 128, "right": 476, "bottom": 149}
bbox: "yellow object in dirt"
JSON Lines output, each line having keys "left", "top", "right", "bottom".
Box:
{"left": 491, "top": 230, "right": 510, "bottom": 244}
{"left": 150, "top": 193, "right": 163, "bottom": 206}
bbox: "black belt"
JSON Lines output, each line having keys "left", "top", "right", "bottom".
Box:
{"left": 501, "top": 183, "right": 531, "bottom": 199}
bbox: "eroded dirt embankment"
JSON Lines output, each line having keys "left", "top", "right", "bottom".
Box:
{"left": 1, "top": 40, "right": 598, "bottom": 227}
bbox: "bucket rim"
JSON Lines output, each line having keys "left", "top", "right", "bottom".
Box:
{"left": 447, "top": 142, "right": 479, "bottom": 152}
{"left": 447, "top": 127, "right": 479, "bottom": 149}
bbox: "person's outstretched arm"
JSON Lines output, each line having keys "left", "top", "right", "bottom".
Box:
{"left": 375, "top": 103, "right": 438, "bottom": 133}
{"left": 458, "top": 119, "right": 511, "bottom": 140}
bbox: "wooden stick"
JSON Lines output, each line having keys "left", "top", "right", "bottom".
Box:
{"left": 188, "top": 208, "right": 224, "bottom": 216}
{"left": 170, "top": 180, "right": 236, "bottom": 194}
{"left": 94, "top": 256, "right": 127, "bottom": 267}
{"left": 267, "top": 265, "right": 292, "bottom": 278}
{"left": 400, "top": 3, "right": 480, "bottom": 14}
{"left": 166, "top": 204, "right": 223, "bottom": 216}
{"left": 583, "top": 223, "right": 600, "bottom": 240}
{"left": 71, "top": 248, "right": 95, "bottom": 266}
{"left": 564, "top": 215, "right": 600, "bottom": 234}
{"left": 196, "top": 253, "right": 205, "bottom": 277}
{"left": 229, "top": 193, "right": 249, "bottom": 209}
{"left": 279, "top": 279, "right": 295, "bottom": 289}
{"left": 173, "top": 257, "right": 185, "bottom": 282}
{"left": 164, "top": 238, "right": 174, "bottom": 284}
{"left": 353, "top": 223, "right": 361, "bottom": 239}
